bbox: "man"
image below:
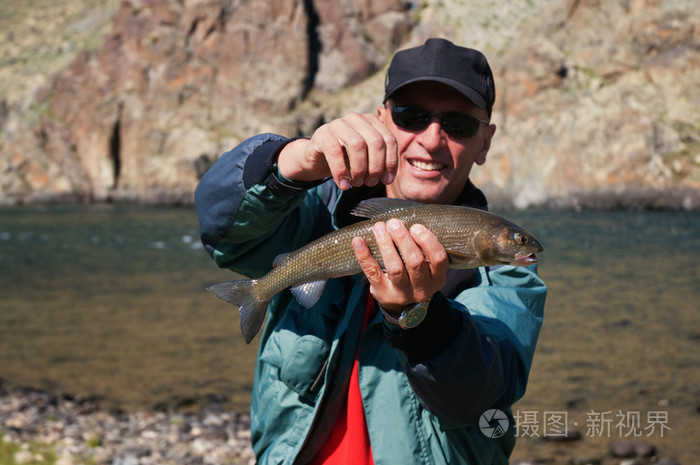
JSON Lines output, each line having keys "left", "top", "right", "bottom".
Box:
{"left": 195, "top": 38, "right": 546, "bottom": 464}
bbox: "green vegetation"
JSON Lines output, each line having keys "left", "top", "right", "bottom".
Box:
{"left": 0, "top": 432, "right": 57, "bottom": 465}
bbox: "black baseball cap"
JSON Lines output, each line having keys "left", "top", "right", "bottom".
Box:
{"left": 384, "top": 38, "right": 496, "bottom": 114}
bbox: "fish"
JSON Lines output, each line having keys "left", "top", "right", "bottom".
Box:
{"left": 207, "top": 197, "right": 543, "bottom": 343}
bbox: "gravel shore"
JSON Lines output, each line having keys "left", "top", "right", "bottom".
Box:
{"left": 1, "top": 388, "right": 686, "bottom": 465}
{"left": 0, "top": 388, "right": 256, "bottom": 465}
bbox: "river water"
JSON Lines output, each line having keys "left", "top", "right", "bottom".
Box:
{"left": 1, "top": 205, "right": 698, "bottom": 463}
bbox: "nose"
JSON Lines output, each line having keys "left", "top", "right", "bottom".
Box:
{"left": 416, "top": 117, "right": 447, "bottom": 149}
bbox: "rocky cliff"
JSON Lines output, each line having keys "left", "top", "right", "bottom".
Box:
{"left": 1, "top": 0, "right": 698, "bottom": 208}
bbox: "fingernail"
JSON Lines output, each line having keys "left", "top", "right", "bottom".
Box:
{"left": 352, "top": 237, "right": 364, "bottom": 249}
{"left": 410, "top": 224, "right": 425, "bottom": 234}
{"left": 382, "top": 172, "right": 394, "bottom": 184}
{"left": 374, "top": 222, "right": 387, "bottom": 235}
{"left": 339, "top": 178, "right": 350, "bottom": 190}
{"left": 387, "top": 219, "right": 401, "bottom": 230}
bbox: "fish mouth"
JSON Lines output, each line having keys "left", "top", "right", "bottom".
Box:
{"left": 514, "top": 252, "right": 538, "bottom": 266}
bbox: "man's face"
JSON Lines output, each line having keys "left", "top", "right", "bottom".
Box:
{"left": 378, "top": 81, "right": 496, "bottom": 205}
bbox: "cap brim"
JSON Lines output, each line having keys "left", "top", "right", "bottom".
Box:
{"left": 384, "top": 76, "right": 488, "bottom": 109}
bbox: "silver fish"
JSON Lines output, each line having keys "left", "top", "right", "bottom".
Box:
{"left": 207, "top": 198, "right": 543, "bottom": 343}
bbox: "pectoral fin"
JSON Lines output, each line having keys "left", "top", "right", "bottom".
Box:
{"left": 447, "top": 250, "right": 482, "bottom": 269}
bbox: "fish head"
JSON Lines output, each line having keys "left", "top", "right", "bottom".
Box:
{"left": 473, "top": 219, "right": 543, "bottom": 267}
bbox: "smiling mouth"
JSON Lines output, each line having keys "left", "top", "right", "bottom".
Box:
{"left": 409, "top": 159, "right": 446, "bottom": 171}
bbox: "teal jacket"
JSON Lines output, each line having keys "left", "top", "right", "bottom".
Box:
{"left": 195, "top": 134, "right": 547, "bottom": 464}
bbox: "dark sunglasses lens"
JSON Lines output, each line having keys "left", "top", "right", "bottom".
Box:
{"left": 392, "top": 106, "right": 481, "bottom": 138}
{"left": 440, "top": 114, "right": 480, "bottom": 138}
{"left": 391, "top": 106, "right": 431, "bottom": 130}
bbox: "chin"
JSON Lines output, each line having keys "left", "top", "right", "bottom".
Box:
{"left": 389, "top": 180, "right": 450, "bottom": 204}
{"left": 403, "top": 191, "right": 443, "bottom": 204}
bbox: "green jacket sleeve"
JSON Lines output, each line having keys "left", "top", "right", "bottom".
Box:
{"left": 194, "top": 133, "right": 331, "bottom": 278}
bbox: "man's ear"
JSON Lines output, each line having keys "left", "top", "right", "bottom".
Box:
{"left": 475, "top": 124, "right": 496, "bottom": 166}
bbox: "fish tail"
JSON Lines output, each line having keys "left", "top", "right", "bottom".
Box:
{"left": 206, "top": 279, "right": 269, "bottom": 344}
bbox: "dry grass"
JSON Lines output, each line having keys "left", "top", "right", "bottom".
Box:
{"left": 0, "top": 0, "right": 118, "bottom": 101}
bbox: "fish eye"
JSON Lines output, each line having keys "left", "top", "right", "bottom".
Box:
{"left": 514, "top": 233, "right": 528, "bottom": 245}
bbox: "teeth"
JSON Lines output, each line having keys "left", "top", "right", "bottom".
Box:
{"left": 410, "top": 159, "right": 444, "bottom": 171}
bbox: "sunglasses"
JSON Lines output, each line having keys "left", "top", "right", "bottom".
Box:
{"left": 389, "top": 105, "right": 489, "bottom": 139}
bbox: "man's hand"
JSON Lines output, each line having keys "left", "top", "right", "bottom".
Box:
{"left": 352, "top": 219, "right": 449, "bottom": 315}
{"left": 277, "top": 112, "right": 398, "bottom": 190}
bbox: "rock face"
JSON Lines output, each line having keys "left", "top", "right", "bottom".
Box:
{"left": 474, "top": 0, "right": 700, "bottom": 209}
{"left": 0, "top": 0, "right": 698, "bottom": 208}
{"left": 0, "top": 0, "right": 410, "bottom": 204}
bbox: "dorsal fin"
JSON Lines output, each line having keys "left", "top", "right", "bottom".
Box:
{"left": 350, "top": 197, "right": 423, "bottom": 219}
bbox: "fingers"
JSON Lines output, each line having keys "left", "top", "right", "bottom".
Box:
{"left": 362, "top": 115, "right": 397, "bottom": 186}
{"left": 408, "top": 223, "right": 449, "bottom": 281}
{"left": 380, "top": 220, "right": 425, "bottom": 283}
{"left": 309, "top": 113, "right": 397, "bottom": 190}
{"left": 309, "top": 124, "right": 354, "bottom": 189}
{"left": 354, "top": 220, "right": 448, "bottom": 311}
{"left": 352, "top": 236, "right": 384, "bottom": 283}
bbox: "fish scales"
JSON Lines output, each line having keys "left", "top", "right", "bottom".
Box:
{"left": 258, "top": 221, "right": 373, "bottom": 297}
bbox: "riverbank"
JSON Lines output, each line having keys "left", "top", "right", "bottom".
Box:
{"left": 5, "top": 185, "right": 700, "bottom": 211}
{"left": 1, "top": 387, "right": 686, "bottom": 465}
{"left": 0, "top": 388, "right": 255, "bottom": 465}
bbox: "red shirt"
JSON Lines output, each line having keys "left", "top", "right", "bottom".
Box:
{"left": 310, "top": 294, "right": 376, "bottom": 465}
